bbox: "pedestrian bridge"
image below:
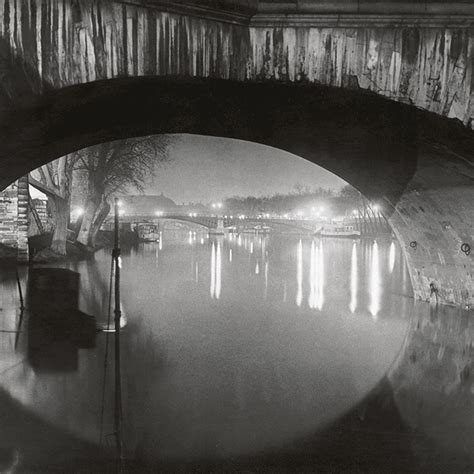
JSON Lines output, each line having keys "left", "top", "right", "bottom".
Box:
{"left": 118, "top": 214, "right": 319, "bottom": 233}
{"left": 0, "top": 0, "right": 472, "bottom": 307}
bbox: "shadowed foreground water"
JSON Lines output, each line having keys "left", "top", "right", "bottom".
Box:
{"left": 0, "top": 233, "right": 472, "bottom": 472}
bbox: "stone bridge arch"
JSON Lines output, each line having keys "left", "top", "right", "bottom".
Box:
{"left": 0, "top": 1, "right": 472, "bottom": 307}
{"left": 0, "top": 75, "right": 472, "bottom": 307}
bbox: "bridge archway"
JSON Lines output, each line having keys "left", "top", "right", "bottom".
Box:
{"left": 0, "top": 76, "right": 473, "bottom": 307}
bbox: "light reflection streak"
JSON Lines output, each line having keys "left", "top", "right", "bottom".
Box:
{"left": 318, "top": 241, "right": 324, "bottom": 310}
{"left": 210, "top": 241, "right": 222, "bottom": 299}
{"left": 369, "top": 240, "right": 381, "bottom": 319}
{"left": 389, "top": 241, "right": 395, "bottom": 273}
{"left": 229, "top": 249, "right": 232, "bottom": 262}
{"left": 349, "top": 242, "right": 358, "bottom": 313}
{"left": 308, "top": 240, "right": 324, "bottom": 310}
{"left": 215, "top": 241, "right": 221, "bottom": 299}
{"left": 238, "top": 235, "right": 242, "bottom": 247}
{"left": 296, "top": 240, "right": 303, "bottom": 307}
{"left": 210, "top": 242, "right": 215, "bottom": 298}
{"left": 255, "top": 262, "right": 259, "bottom": 275}
{"left": 250, "top": 242, "right": 254, "bottom": 254}
{"left": 159, "top": 232, "right": 163, "bottom": 250}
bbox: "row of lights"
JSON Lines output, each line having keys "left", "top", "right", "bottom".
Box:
{"left": 72, "top": 200, "right": 382, "bottom": 220}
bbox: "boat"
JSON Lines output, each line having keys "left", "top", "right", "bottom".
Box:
{"left": 315, "top": 225, "right": 360, "bottom": 238}
{"left": 135, "top": 222, "right": 160, "bottom": 242}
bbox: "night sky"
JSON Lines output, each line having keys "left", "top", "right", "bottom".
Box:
{"left": 146, "top": 134, "right": 347, "bottom": 204}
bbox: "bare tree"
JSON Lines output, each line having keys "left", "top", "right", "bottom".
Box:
{"left": 29, "top": 154, "right": 77, "bottom": 255}
{"left": 76, "top": 136, "right": 172, "bottom": 248}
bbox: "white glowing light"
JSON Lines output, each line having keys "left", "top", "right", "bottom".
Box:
{"left": 349, "top": 242, "right": 358, "bottom": 313}
{"left": 210, "top": 242, "right": 215, "bottom": 298}
{"left": 296, "top": 240, "right": 303, "bottom": 307}
{"left": 369, "top": 240, "right": 381, "bottom": 319}
{"left": 389, "top": 241, "right": 396, "bottom": 273}
{"left": 309, "top": 240, "right": 324, "bottom": 310}
{"left": 210, "top": 241, "right": 222, "bottom": 299}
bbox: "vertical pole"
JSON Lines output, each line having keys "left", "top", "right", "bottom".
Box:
{"left": 16, "top": 268, "right": 24, "bottom": 310}
{"left": 113, "top": 198, "right": 124, "bottom": 463}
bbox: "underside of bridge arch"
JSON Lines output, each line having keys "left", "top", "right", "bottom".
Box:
{"left": 0, "top": 76, "right": 472, "bottom": 307}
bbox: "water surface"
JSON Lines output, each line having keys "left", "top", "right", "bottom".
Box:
{"left": 0, "top": 233, "right": 413, "bottom": 465}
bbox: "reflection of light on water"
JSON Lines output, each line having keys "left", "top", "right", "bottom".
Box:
{"left": 159, "top": 232, "right": 163, "bottom": 250}
{"left": 250, "top": 242, "right": 254, "bottom": 254}
{"left": 238, "top": 235, "right": 242, "bottom": 247}
{"left": 369, "top": 240, "right": 381, "bottom": 319}
{"left": 389, "top": 241, "right": 395, "bottom": 273}
{"left": 318, "top": 242, "right": 324, "bottom": 310}
{"left": 309, "top": 240, "right": 324, "bottom": 310}
{"left": 255, "top": 262, "right": 259, "bottom": 274}
{"left": 195, "top": 262, "right": 199, "bottom": 283}
{"left": 210, "top": 241, "right": 222, "bottom": 299}
{"left": 200, "top": 238, "right": 204, "bottom": 244}
{"left": 216, "top": 241, "right": 221, "bottom": 299}
{"left": 188, "top": 232, "right": 193, "bottom": 245}
{"left": 229, "top": 249, "right": 232, "bottom": 262}
{"left": 309, "top": 241, "right": 316, "bottom": 308}
{"left": 210, "top": 242, "right": 215, "bottom": 298}
{"left": 296, "top": 240, "right": 303, "bottom": 307}
{"left": 349, "top": 242, "right": 358, "bottom": 313}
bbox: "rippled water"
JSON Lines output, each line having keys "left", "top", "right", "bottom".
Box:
{"left": 0, "top": 233, "right": 414, "bottom": 465}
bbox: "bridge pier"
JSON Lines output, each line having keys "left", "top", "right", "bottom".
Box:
{"left": 0, "top": 176, "right": 29, "bottom": 262}
{"left": 387, "top": 145, "right": 474, "bottom": 308}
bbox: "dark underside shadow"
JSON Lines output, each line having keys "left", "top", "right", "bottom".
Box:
{"left": 125, "top": 375, "right": 473, "bottom": 473}
{"left": 0, "top": 373, "right": 470, "bottom": 473}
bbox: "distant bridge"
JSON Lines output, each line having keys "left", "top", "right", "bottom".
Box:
{"left": 115, "top": 214, "right": 320, "bottom": 233}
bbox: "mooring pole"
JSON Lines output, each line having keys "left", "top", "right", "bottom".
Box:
{"left": 15, "top": 268, "right": 24, "bottom": 311}
{"left": 113, "top": 197, "right": 124, "bottom": 464}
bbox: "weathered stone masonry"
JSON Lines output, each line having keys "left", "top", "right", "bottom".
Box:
{"left": 0, "top": 176, "right": 28, "bottom": 261}
{"left": 0, "top": 0, "right": 472, "bottom": 306}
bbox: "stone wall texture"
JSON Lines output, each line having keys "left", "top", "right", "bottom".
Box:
{"left": 0, "top": 0, "right": 472, "bottom": 125}
{"left": 0, "top": 176, "right": 28, "bottom": 260}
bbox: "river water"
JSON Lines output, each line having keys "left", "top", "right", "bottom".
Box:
{"left": 0, "top": 232, "right": 414, "bottom": 467}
